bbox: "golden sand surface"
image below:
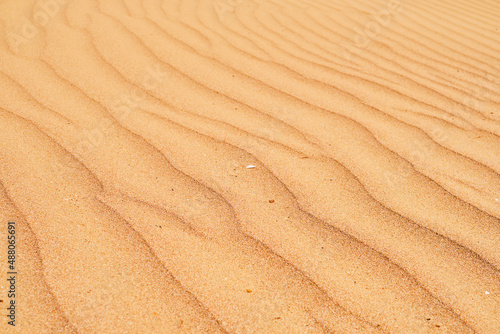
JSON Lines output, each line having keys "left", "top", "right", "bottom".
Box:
{"left": 0, "top": 0, "right": 499, "bottom": 333}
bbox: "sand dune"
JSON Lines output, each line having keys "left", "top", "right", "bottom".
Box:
{"left": 0, "top": 0, "right": 499, "bottom": 333}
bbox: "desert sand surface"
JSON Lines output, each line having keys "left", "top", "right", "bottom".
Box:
{"left": 0, "top": 0, "right": 499, "bottom": 333}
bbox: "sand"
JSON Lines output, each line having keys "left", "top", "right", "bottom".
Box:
{"left": 0, "top": 0, "right": 499, "bottom": 333}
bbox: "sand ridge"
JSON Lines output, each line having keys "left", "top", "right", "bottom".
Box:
{"left": 0, "top": 0, "right": 499, "bottom": 333}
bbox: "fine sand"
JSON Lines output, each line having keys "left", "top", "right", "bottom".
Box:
{"left": 0, "top": 0, "right": 499, "bottom": 333}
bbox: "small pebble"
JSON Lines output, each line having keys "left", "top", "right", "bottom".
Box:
{"left": 269, "top": 199, "right": 275, "bottom": 203}
{"left": 485, "top": 291, "right": 490, "bottom": 295}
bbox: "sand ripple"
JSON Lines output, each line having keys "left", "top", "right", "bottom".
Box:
{"left": 0, "top": 0, "right": 499, "bottom": 333}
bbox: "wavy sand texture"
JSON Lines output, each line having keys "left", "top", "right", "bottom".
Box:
{"left": 0, "top": 0, "right": 499, "bottom": 333}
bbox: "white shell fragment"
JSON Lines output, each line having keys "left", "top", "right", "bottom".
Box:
{"left": 246, "top": 165, "right": 256, "bottom": 169}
